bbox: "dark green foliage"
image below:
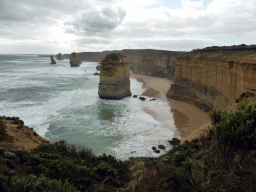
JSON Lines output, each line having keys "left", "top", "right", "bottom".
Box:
{"left": 0, "top": 140, "right": 129, "bottom": 191}
{"left": 102, "top": 53, "right": 123, "bottom": 62}
{"left": 210, "top": 102, "right": 256, "bottom": 152}
{"left": 0, "top": 119, "right": 7, "bottom": 140}
{"left": 8, "top": 174, "right": 78, "bottom": 192}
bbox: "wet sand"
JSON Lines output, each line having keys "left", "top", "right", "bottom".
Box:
{"left": 130, "top": 71, "right": 210, "bottom": 141}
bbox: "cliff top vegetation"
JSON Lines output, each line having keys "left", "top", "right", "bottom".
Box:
{"left": 178, "top": 49, "right": 256, "bottom": 64}
{"left": 101, "top": 53, "right": 126, "bottom": 63}
{"left": 192, "top": 44, "right": 256, "bottom": 52}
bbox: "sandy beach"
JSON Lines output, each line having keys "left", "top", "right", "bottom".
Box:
{"left": 130, "top": 71, "right": 210, "bottom": 141}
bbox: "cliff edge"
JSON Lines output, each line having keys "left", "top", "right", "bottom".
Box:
{"left": 167, "top": 50, "right": 256, "bottom": 111}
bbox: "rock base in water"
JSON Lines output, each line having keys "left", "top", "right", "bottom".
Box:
{"left": 98, "top": 79, "right": 131, "bottom": 100}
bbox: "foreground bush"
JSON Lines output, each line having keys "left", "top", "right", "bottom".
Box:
{"left": 0, "top": 140, "right": 129, "bottom": 192}
{"left": 0, "top": 174, "right": 78, "bottom": 192}
{"left": 0, "top": 119, "right": 7, "bottom": 141}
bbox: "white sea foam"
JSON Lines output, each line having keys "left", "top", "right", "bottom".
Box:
{"left": 0, "top": 55, "right": 176, "bottom": 159}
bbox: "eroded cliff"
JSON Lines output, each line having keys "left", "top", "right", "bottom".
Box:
{"left": 63, "top": 52, "right": 100, "bottom": 61}
{"left": 99, "top": 49, "right": 185, "bottom": 79}
{"left": 167, "top": 50, "right": 256, "bottom": 111}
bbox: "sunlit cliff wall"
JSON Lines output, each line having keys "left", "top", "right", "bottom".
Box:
{"left": 99, "top": 49, "right": 185, "bottom": 79}
{"left": 166, "top": 50, "right": 256, "bottom": 112}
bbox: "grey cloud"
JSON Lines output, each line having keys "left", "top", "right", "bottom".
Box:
{"left": 65, "top": 7, "right": 127, "bottom": 36}
{"left": 0, "top": 0, "right": 87, "bottom": 22}
{"left": 121, "top": 38, "right": 221, "bottom": 51}
{"left": 76, "top": 37, "right": 111, "bottom": 46}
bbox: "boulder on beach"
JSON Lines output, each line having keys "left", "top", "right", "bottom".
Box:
{"left": 168, "top": 138, "right": 181, "bottom": 145}
{"left": 158, "top": 145, "right": 165, "bottom": 149}
{"left": 152, "top": 146, "right": 156, "bottom": 150}
{"left": 93, "top": 72, "right": 100, "bottom": 75}
{"left": 56, "top": 53, "right": 64, "bottom": 60}
{"left": 133, "top": 95, "right": 138, "bottom": 98}
{"left": 50, "top": 56, "right": 56, "bottom": 64}
{"left": 154, "top": 150, "right": 160, "bottom": 153}
{"left": 139, "top": 96, "right": 146, "bottom": 101}
{"left": 96, "top": 65, "right": 100, "bottom": 70}
{"left": 70, "top": 52, "right": 82, "bottom": 67}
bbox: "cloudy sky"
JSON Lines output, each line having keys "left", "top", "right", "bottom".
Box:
{"left": 0, "top": 0, "right": 255, "bottom": 54}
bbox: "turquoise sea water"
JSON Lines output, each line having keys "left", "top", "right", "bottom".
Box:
{"left": 0, "top": 54, "right": 175, "bottom": 159}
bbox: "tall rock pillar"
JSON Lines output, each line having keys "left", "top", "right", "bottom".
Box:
{"left": 70, "top": 52, "right": 82, "bottom": 67}
{"left": 98, "top": 53, "right": 131, "bottom": 99}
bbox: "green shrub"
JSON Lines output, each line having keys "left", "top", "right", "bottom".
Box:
{"left": 9, "top": 174, "right": 79, "bottom": 192}
{"left": 209, "top": 102, "right": 256, "bottom": 152}
{"left": 0, "top": 119, "right": 7, "bottom": 141}
{"left": 102, "top": 53, "right": 123, "bottom": 62}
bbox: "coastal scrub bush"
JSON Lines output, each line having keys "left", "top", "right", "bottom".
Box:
{"left": 102, "top": 53, "right": 122, "bottom": 62}
{"left": 0, "top": 119, "right": 7, "bottom": 141}
{"left": 9, "top": 174, "right": 78, "bottom": 192}
{"left": 209, "top": 102, "right": 256, "bottom": 152}
{"left": 25, "top": 141, "right": 129, "bottom": 191}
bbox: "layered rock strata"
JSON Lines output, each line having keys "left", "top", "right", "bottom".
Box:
{"left": 99, "top": 49, "right": 185, "bottom": 79}
{"left": 167, "top": 50, "right": 256, "bottom": 112}
{"left": 70, "top": 52, "right": 82, "bottom": 67}
{"left": 50, "top": 56, "right": 56, "bottom": 64}
{"left": 56, "top": 53, "right": 64, "bottom": 60}
{"left": 98, "top": 53, "right": 131, "bottom": 99}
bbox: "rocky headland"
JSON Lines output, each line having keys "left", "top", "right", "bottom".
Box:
{"left": 70, "top": 52, "right": 82, "bottom": 67}
{"left": 98, "top": 53, "right": 131, "bottom": 99}
{"left": 0, "top": 116, "right": 49, "bottom": 151}
{"left": 167, "top": 48, "right": 256, "bottom": 112}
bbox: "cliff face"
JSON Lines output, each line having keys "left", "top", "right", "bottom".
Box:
{"left": 99, "top": 49, "right": 185, "bottom": 79}
{"left": 167, "top": 50, "right": 256, "bottom": 111}
{"left": 63, "top": 52, "right": 100, "bottom": 61}
{"left": 98, "top": 53, "right": 131, "bottom": 99}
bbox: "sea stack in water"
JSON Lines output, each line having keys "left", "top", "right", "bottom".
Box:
{"left": 70, "top": 52, "right": 82, "bottom": 67}
{"left": 56, "top": 53, "right": 64, "bottom": 60}
{"left": 98, "top": 53, "right": 131, "bottom": 99}
{"left": 50, "top": 56, "right": 56, "bottom": 64}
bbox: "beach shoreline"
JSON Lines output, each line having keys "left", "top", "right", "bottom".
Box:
{"left": 130, "top": 71, "right": 210, "bottom": 142}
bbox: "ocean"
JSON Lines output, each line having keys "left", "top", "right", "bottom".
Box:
{"left": 0, "top": 54, "right": 175, "bottom": 159}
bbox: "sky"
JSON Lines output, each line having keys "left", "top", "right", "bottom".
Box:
{"left": 0, "top": 0, "right": 255, "bottom": 54}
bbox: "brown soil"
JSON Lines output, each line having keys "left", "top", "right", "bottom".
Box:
{"left": 1, "top": 118, "right": 50, "bottom": 151}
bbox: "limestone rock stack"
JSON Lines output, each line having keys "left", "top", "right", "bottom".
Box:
{"left": 50, "top": 56, "right": 56, "bottom": 64}
{"left": 167, "top": 50, "right": 256, "bottom": 112}
{"left": 70, "top": 52, "right": 82, "bottom": 67}
{"left": 56, "top": 53, "right": 64, "bottom": 60}
{"left": 98, "top": 53, "right": 131, "bottom": 99}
